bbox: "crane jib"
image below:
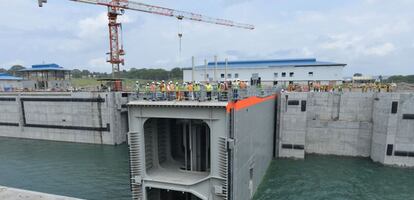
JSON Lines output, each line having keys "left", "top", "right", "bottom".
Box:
{"left": 38, "top": 0, "right": 254, "bottom": 80}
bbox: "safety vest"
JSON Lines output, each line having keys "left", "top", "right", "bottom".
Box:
{"left": 150, "top": 85, "right": 156, "bottom": 92}
{"left": 194, "top": 85, "right": 200, "bottom": 92}
{"left": 188, "top": 85, "right": 194, "bottom": 92}
{"left": 206, "top": 84, "right": 213, "bottom": 92}
{"left": 160, "top": 84, "right": 166, "bottom": 92}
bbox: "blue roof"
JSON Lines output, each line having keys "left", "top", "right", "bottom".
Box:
{"left": 0, "top": 73, "right": 23, "bottom": 81}
{"left": 190, "top": 58, "right": 346, "bottom": 69}
{"left": 20, "top": 63, "right": 70, "bottom": 72}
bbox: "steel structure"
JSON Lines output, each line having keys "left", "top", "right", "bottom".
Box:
{"left": 38, "top": 0, "right": 254, "bottom": 79}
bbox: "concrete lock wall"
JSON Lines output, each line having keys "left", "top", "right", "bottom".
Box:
{"left": 372, "top": 93, "right": 414, "bottom": 167}
{"left": 0, "top": 92, "right": 129, "bottom": 145}
{"left": 278, "top": 92, "right": 414, "bottom": 167}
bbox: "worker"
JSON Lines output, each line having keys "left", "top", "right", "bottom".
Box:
{"left": 187, "top": 82, "right": 194, "bottom": 100}
{"left": 160, "top": 80, "right": 166, "bottom": 100}
{"left": 175, "top": 82, "right": 182, "bottom": 101}
{"left": 135, "top": 81, "right": 140, "bottom": 98}
{"left": 144, "top": 83, "right": 150, "bottom": 100}
{"left": 183, "top": 82, "right": 188, "bottom": 100}
{"left": 232, "top": 80, "right": 239, "bottom": 99}
{"left": 194, "top": 82, "right": 201, "bottom": 101}
{"left": 206, "top": 82, "right": 213, "bottom": 101}
{"left": 169, "top": 81, "right": 176, "bottom": 101}
{"left": 150, "top": 82, "right": 156, "bottom": 101}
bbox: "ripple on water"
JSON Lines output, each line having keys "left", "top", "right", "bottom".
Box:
{"left": 0, "top": 137, "right": 131, "bottom": 200}
{"left": 254, "top": 155, "right": 414, "bottom": 200}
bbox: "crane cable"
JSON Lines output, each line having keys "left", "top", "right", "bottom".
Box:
{"left": 177, "top": 16, "right": 184, "bottom": 68}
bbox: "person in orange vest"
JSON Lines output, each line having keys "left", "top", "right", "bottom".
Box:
{"left": 159, "top": 80, "right": 166, "bottom": 100}
{"left": 150, "top": 82, "right": 156, "bottom": 101}
{"left": 169, "top": 81, "right": 176, "bottom": 101}
{"left": 175, "top": 82, "right": 182, "bottom": 101}
{"left": 187, "top": 82, "right": 194, "bottom": 100}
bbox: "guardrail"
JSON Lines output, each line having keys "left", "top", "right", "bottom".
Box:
{"left": 132, "top": 86, "right": 281, "bottom": 102}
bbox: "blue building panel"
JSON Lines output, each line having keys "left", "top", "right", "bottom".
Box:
{"left": 19, "top": 63, "right": 70, "bottom": 72}
{"left": 0, "top": 73, "right": 23, "bottom": 80}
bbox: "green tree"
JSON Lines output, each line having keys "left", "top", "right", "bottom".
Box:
{"left": 8, "top": 65, "right": 26, "bottom": 76}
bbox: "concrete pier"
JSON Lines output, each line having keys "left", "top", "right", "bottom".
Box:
{"left": 0, "top": 92, "right": 130, "bottom": 145}
{"left": 278, "top": 92, "right": 414, "bottom": 167}
{"left": 0, "top": 186, "right": 82, "bottom": 200}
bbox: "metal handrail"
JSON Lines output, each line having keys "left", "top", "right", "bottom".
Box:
{"left": 132, "top": 86, "right": 280, "bottom": 102}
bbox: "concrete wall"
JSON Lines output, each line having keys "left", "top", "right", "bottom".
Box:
{"left": 232, "top": 96, "right": 276, "bottom": 200}
{"left": 0, "top": 92, "right": 129, "bottom": 145}
{"left": 278, "top": 92, "right": 414, "bottom": 167}
{"left": 278, "top": 92, "right": 307, "bottom": 159}
{"left": 0, "top": 185, "right": 81, "bottom": 200}
{"left": 0, "top": 80, "right": 22, "bottom": 91}
{"left": 371, "top": 93, "right": 414, "bottom": 167}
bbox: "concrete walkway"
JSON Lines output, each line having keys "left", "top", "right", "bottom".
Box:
{"left": 0, "top": 186, "right": 82, "bottom": 200}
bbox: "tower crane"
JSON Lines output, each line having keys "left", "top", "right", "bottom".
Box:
{"left": 37, "top": 0, "right": 254, "bottom": 89}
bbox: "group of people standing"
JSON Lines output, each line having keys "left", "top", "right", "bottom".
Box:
{"left": 135, "top": 79, "right": 251, "bottom": 101}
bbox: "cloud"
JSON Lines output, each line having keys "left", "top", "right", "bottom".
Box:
{"left": 1, "top": 60, "right": 26, "bottom": 68}
{"left": 1, "top": 0, "right": 414, "bottom": 76}
{"left": 364, "top": 43, "right": 396, "bottom": 56}
{"left": 87, "top": 57, "right": 111, "bottom": 72}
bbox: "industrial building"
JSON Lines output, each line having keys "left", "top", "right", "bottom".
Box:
{"left": 127, "top": 96, "right": 276, "bottom": 200}
{"left": 0, "top": 73, "right": 23, "bottom": 92}
{"left": 19, "top": 64, "right": 71, "bottom": 90}
{"left": 183, "top": 58, "right": 346, "bottom": 86}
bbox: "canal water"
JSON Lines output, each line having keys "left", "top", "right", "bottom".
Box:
{"left": 0, "top": 137, "right": 131, "bottom": 200}
{"left": 254, "top": 155, "right": 414, "bottom": 200}
{"left": 2, "top": 137, "right": 414, "bottom": 200}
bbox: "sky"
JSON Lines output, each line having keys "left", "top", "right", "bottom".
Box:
{"left": 1, "top": 0, "right": 413, "bottom": 76}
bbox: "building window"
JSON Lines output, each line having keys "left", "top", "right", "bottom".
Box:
{"left": 206, "top": 74, "right": 209, "bottom": 78}
{"left": 309, "top": 72, "right": 314, "bottom": 77}
{"left": 235, "top": 73, "right": 239, "bottom": 78}
{"left": 221, "top": 74, "right": 225, "bottom": 78}
{"left": 228, "top": 74, "right": 232, "bottom": 79}
{"left": 274, "top": 73, "right": 278, "bottom": 78}
{"left": 282, "top": 72, "right": 286, "bottom": 77}
{"left": 289, "top": 72, "right": 294, "bottom": 77}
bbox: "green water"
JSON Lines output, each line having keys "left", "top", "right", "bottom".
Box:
{"left": 2, "top": 138, "right": 414, "bottom": 200}
{"left": 0, "top": 137, "right": 131, "bottom": 200}
{"left": 254, "top": 155, "right": 414, "bottom": 200}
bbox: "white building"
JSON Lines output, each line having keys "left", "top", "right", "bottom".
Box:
{"left": 0, "top": 73, "right": 23, "bottom": 92}
{"left": 183, "top": 58, "right": 346, "bottom": 86}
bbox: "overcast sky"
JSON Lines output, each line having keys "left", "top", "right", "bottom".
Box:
{"left": 1, "top": 0, "right": 413, "bottom": 76}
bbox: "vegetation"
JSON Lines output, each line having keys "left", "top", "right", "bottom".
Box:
{"left": 0, "top": 65, "right": 26, "bottom": 76}
{"left": 71, "top": 67, "right": 183, "bottom": 81}
{"left": 387, "top": 75, "right": 414, "bottom": 83}
{"left": 71, "top": 78, "right": 152, "bottom": 91}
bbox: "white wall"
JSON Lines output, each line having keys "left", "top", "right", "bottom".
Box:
{"left": 183, "top": 66, "right": 344, "bottom": 83}
{"left": 0, "top": 80, "right": 22, "bottom": 91}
